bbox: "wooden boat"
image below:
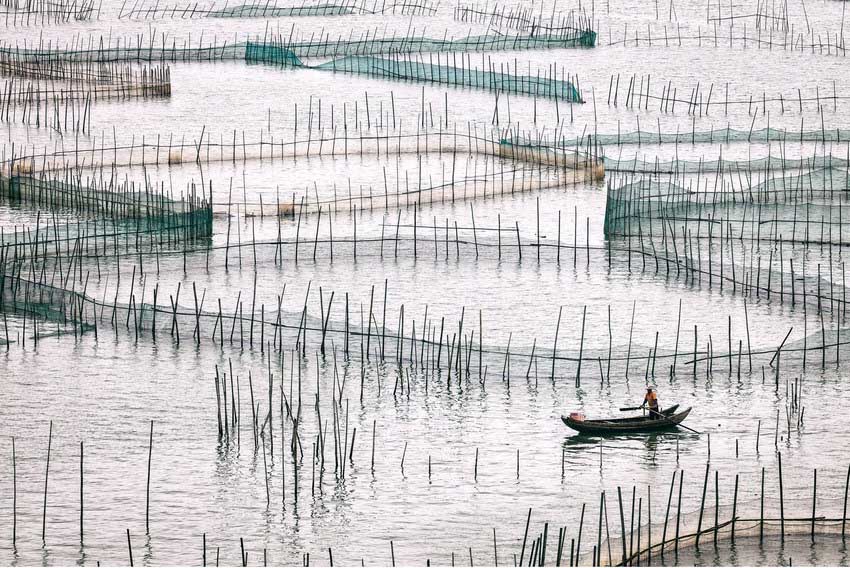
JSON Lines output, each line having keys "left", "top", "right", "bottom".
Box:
{"left": 561, "top": 406, "right": 691, "bottom": 435}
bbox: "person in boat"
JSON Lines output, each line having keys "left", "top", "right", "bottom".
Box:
{"left": 641, "top": 386, "right": 660, "bottom": 419}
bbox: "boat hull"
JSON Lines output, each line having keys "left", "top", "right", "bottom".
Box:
{"left": 561, "top": 407, "right": 692, "bottom": 435}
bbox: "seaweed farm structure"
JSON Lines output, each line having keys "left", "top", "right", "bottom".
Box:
{"left": 0, "top": 0, "right": 100, "bottom": 24}
{"left": 0, "top": 23, "right": 596, "bottom": 65}
{"left": 3, "top": 0, "right": 850, "bottom": 565}
{"left": 119, "top": 0, "right": 441, "bottom": 19}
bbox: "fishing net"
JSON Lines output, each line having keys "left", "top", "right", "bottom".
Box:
{"left": 245, "top": 41, "right": 583, "bottom": 101}
{"left": 6, "top": 124, "right": 601, "bottom": 176}
{"left": 121, "top": 0, "right": 439, "bottom": 19}
{"left": 590, "top": 125, "right": 850, "bottom": 147}
{"left": 208, "top": 0, "right": 438, "bottom": 17}
{"left": 512, "top": 465, "right": 850, "bottom": 568}
{"left": 0, "top": 0, "right": 97, "bottom": 21}
{"left": 245, "top": 42, "right": 304, "bottom": 66}
{"left": 588, "top": 494, "right": 850, "bottom": 567}
{"left": 603, "top": 153, "right": 850, "bottom": 175}
{"left": 212, "top": 2, "right": 359, "bottom": 16}
{"left": 272, "top": 30, "right": 597, "bottom": 58}
{"left": 454, "top": 3, "right": 593, "bottom": 37}
{"left": 0, "top": 28, "right": 595, "bottom": 65}
{"left": 311, "top": 55, "right": 583, "bottom": 101}
{"left": 0, "top": 171, "right": 212, "bottom": 241}
{"left": 604, "top": 167, "right": 850, "bottom": 239}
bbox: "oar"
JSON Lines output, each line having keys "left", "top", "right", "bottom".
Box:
{"left": 620, "top": 407, "right": 703, "bottom": 435}
{"left": 675, "top": 422, "right": 702, "bottom": 435}
{"left": 646, "top": 408, "right": 703, "bottom": 435}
